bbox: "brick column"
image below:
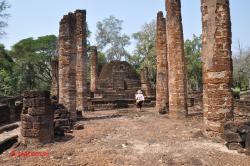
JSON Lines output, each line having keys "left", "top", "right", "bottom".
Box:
{"left": 140, "top": 67, "right": 153, "bottom": 97}
{"left": 21, "top": 91, "right": 54, "bottom": 146}
{"left": 166, "top": 0, "right": 187, "bottom": 118}
{"left": 75, "top": 10, "right": 88, "bottom": 112}
{"left": 201, "top": 0, "right": 233, "bottom": 137}
{"left": 156, "top": 11, "right": 169, "bottom": 113}
{"left": 58, "top": 13, "right": 77, "bottom": 121}
{"left": 51, "top": 60, "right": 59, "bottom": 99}
{"left": 58, "top": 10, "right": 88, "bottom": 120}
{"left": 90, "top": 46, "right": 98, "bottom": 93}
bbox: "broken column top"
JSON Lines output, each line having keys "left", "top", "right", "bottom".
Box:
{"left": 60, "top": 9, "right": 86, "bottom": 23}
{"left": 157, "top": 11, "right": 164, "bottom": 18}
{"left": 90, "top": 46, "right": 97, "bottom": 51}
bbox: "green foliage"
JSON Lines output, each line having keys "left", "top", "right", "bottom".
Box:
{"left": 0, "top": 44, "right": 16, "bottom": 96}
{"left": 131, "top": 20, "right": 156, "bottom": 87}
{"left": 184, "top": 34, "right": 202, "bottom": 91}
{"left": 0, "top": 0, "right": 10, "bottom": 37}
{"left": 0, "top": 35, "right": 58, "bottom": 96}
{"left": 95, "top": 16, "right": 130, "bottom": 61}
{"left": 233, "top": 46, "right": 250, "bottom": 91}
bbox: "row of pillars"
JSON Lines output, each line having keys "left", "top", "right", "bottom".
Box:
{"left": 156, "top": 0, "right": 233, "bottom": 137}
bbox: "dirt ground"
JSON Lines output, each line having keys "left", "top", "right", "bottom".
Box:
{"left": 0, "top": 107, "right": 250, "bottom": 166}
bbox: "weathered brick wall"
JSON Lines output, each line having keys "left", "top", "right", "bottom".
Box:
{"left": 58, "top": 10, "right": 87, "bottom": 121}
{"left": 0, "top": 97, "right": 20, "bottom": 124}
{"left": 90, "top": 46, "right": 98, "bottom": 93}
{"left": 97, "top": 61, "right": 141, "bottom": 99}
{"left": 51, "top": 60, "right": 59, "bottom": 98}
{"left": 140, "top": 67, "right": 153, "bottom": 97}
{"left": 201, "top": 0, "right": 233, "bottom": 137}
{"left": 75, "top": 10, "right": 88, "bottom": 113}
{"left": 0, "top": 104, "right": 10, "bottom": 124}
{"left": 165, "top": 0, "right": 187, "bottom": 117}
{"left": 235, "top": 100, "right": 250, "bottom": 121}
{"left": 156, "top": 11, "right": 168, "bottom": 113}
{"left": 21, "top": 91, "right": 54, "bottom": 146}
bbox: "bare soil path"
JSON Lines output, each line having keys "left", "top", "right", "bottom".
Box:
{"left": 0, "top": 108, "right": 249, "bottom": 166}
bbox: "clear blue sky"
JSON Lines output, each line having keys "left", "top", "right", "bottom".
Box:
{"left": 1, "top": 0, "right": 250, "bottom": 54}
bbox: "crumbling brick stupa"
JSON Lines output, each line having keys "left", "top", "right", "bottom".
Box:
{"left": 96, "top": 61, "right": 141, "bottom": 100}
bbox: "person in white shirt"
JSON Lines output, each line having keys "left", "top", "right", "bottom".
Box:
{"left": 135, "top": 90, "right": 145, "bottom": 111}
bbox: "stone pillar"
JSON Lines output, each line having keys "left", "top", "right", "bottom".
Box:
{"left": 58, "top": 10, "right": 88, "bottom": 121}
{"left": 21, "top": 91, "right": 54, "bottom": 146}
{"left": 51, "top": 60, "right": 59, "bottom": 99}
{"left": 75, "top": 10, "right": 88, "bottom": 112}
{"left": 140, "top": 67, "right": 153, "bottom": 97}
{"left": 90, "top": 46, "right": 98, "bottom": 93}
{"left": 166, "top": 0, "right": 187, "bottom": 118}
{"left": 201, "top": 0, "right": 233, "bottom": 137}
{"left": 156, "top": 11, "right": 169, "bottom": 113}
{"left": 58, "top": 12, "right": 77, "bottom": 121}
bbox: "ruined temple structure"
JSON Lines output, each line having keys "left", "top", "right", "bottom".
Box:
{"left": 90, "top": 46, "right": 98, "bottom": 93}
{"left": 156, "top": 11, "right": 168, "bottom": 113}
{"left": 21, "top": 91, "right": 54, "bottom": 146}
{"left": 96, "top": 61, "right": 141, "bottom": 99}
{"left": 201, "top": 0, "right": 234, "bottom": 137}
{"left": 58, "top": 10, "right": 88, "bottom": 121}
{"left": 140, "top": 67, "right": 153, "bottom": 97}
{"left": 165, "top": 0, "right": 188, "bottom": 118}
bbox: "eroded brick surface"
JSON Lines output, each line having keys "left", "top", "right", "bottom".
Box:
{"left": 140, "top": 67, "right": 153, "bottom": 97}
{"left": 58, "top": 10, "right": 87, "bottom": 121}
{"left": 201, "top": 0, "right": 233, "bottom": 137}
{"left": 96, "top": 61, "right": 140, "bottom": 99}
{"left": 90, "top": 46, "right": 98, "bottom": 93}
{"left": 156, "top": 11, "right": 168, "bottom": 113}
{"left": 51, "top": 60, "right": 59, "bottom": 98}
{"left": 166, "top": 0, "right": 187, "bottom": 117}
{"left": 21, "top": 91, "right": 54, "bottom": 146}
{"left": 75, "top": 10, "right": 88, "bottom": 113}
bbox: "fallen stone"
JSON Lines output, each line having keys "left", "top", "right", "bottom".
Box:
{"left": 237, "top": 124, "right": 250, "bottom": 134}
{"left": 226, "top": 142, "right": 243, "bottom": 150}
{"left": 245, "top": 133, "right": 250, "bottom": 148}
{"left": 223, "top": 131, "right": 242, "bottom": 143}
{"left": 73, "top": 123, "right": 84, "bottom": 130}
{"left": 224, "top": 121, "right": 238, "bottom": 133}
{"left": 54, "top": 126, "right": 65, "bottom": 137}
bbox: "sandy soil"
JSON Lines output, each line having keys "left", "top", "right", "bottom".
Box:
{"left": 0, "top": 107, "right": 249, "bottom": 166}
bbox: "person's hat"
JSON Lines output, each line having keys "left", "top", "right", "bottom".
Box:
{"left": 137, "top": 90, "right": 142, "bottom": 94}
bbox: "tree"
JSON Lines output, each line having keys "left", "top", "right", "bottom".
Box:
{"left": 131, "top": 20, "right": 156, "bottom": 86}
{"left": 0, "top": 0, "right": 10, "bottom": 37}
{"left": 9, "top": 35, "right": 58, "bottom": 94}
{"left": 233, "top": 43, "right": 250, "bottom": 90}
{"left": 0, "top": 44, "right": 16, "bottom": 96}
{"left": 95, "top": 16, "right": 130, "bottom": 61}
{"left": 184, "top": 35, "right": 202, "bottom": 91}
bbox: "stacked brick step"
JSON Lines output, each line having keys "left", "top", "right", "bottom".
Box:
{"left": 223, "top": 121, "right": 250, "bottom": 155}
{"left": 21, "top": 91, "right": 54, "bottom": 146}
{"left": 53, "top": 104, "right": 72, "bottom": 135}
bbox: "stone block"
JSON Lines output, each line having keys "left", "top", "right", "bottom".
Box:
{"left": 23, "top": 91, "right": 50, "bottom": 98}
{"left": 223, "top": 131, "right": 242, "bottom": 143}
{"left": 226, "top": 142, "right": 243, "bottom": 150}
{"left": 224, "top": 121, "right": 238, "bottom": 133}
{"left": 245, "top": 133, "right": 250, "bottom": 149}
